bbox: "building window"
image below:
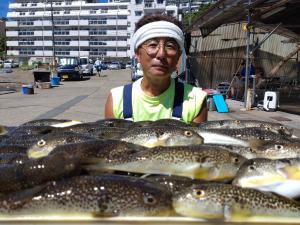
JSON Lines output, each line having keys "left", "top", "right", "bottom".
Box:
{"left": 19, "top": 21, "right": 34, "bottom": 26}
{"left": 19, "top": 31, "right": 34, "bottom": 36}
{"left": 89, "top": 30, "right": 107, "bottom": 35}
{"left": 135, "top": 11, "right": 142, "bottom": 16}
{"left": 53, "top": 11, "right": 60, "bottom": 15}
{"left": 29, "top": 12, "right": 35, "bottom": 15}
{"left": 101, "top": 9, "right": 108, "bottom": 13}
{"left": 19, "top": 40, "right": 34, "bottom": 46}
{"left": 90, "top": 41, "right": 107, "bottom": 46}
{"left": 65, "top": 2, "right": 72, "bottom": 5}
{"left": 20, "top": 12, "right": 25, "bottom": 15}
{"left": 55, "top": 40, "right": 70, "bottom": 45}
{"left": 54, "top": 20, "right": 69, "bottom": 25}
{"left": 55, "top": 51, "right": 70, "bottom": 56}
{"left": 89, "top": 18, "right": 107, "bottom": 25}
{"left": 21, "top": 3, "right": 27, "bottom": 7}
{"left": 55, "top": 2, "right": 62, "bottom": 5}
{"left": 64, "top": 10, "right": 70, "bottom": 14}
{"left": 20, "top": 49, "right": 35, "bottom": 55}
{"left": 135, "top": 0, "right": 142, "bottom": 4}
{"left": 167, "top": 10, "right": 174, "bottom": 16}
{"left": 31, "top": 3, "right": 37, "bottom": 6}
{"left": 157, "top": 0, "right": 163, "bottom": 3}
{"left": 90, "top": 10, "right": 97, "bottom": 14}
{"left": 54, "top": 30, "right": 70, "bottom": 35}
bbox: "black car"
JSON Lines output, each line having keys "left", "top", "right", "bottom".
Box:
{"left": 57, "top": 57, "right": 83, "bottom": 80}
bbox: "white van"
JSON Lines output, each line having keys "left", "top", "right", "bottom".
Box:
{"left": 79, "top": 57, "right": 94, "bottom": 76}
{"left": 4, "top": 59, "right": 19, "bottom": 68}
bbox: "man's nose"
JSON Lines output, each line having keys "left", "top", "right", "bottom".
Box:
{"left": 156, "top": 44, "right": 167, "bottom": 58}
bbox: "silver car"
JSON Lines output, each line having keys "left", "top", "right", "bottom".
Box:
{"left": 108, "top": 62, "right": 121, "bottom": 70}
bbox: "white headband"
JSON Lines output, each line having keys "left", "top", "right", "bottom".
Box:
{"left": 130, "top": 21, "right": 185, "bottom": 55}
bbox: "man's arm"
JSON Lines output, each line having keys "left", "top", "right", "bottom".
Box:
{"left": 104, "top": 93, "right": 115, "bottom": 118}
{"left": 192, "top": 100, "right": 208, "bottom": 123}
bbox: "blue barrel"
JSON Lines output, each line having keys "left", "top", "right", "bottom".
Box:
{"left": 22, "top": 85, "right": 34, "bottom": 95}
{"left": 50, "top": 77, "right": 60, "bottom": 86}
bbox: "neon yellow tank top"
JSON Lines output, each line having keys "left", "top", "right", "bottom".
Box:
{"left": 110, "top": 78, "right": 207, "bottom": 123}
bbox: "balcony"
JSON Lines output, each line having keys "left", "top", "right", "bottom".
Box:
{"left": 69, "top": 20, "right": 89, "bottom": 26}
{"left": 144, "top": 2, "right": 165, "bottom": 12}
{"left": 106, "top": 30, "right": 127, "bottom": 36}
{"left": 6, "top": 21, "right": 18, "bottom": 27}
{"left": 6, "top": 31, "right": 18, "bottom": 37}
{"left": 6, "top": 41, "right": 18, "bottom": 47}
{"left": 106, "top": 19, "right": 128, "bottom": 26}
{"left": 7, "top": 50, "right": 19, "bottom": 56}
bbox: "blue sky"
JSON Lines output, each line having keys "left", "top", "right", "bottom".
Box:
{"left": 0, "top": 0, "right": 9, "bottom": 18}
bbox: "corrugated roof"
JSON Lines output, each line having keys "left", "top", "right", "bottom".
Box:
{"left": 190, "top": 0, "right": 300, "bottom": 40}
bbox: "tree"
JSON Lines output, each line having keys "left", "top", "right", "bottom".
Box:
{"left": 182, "top": 4, "right": 212, "bottom": 30}
{"left": 0, "top": 35, "right": 6, "bottom": 59}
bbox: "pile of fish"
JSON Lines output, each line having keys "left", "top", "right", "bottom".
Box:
{"left": 1, "top": 118, "right": 300, "bottom": 221}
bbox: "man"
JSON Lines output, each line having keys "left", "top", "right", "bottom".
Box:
{"left": 94, "top": 58, "right": 102, "bottom": 77}
{"left": 104, "top": 14, "right": 207, "bottom": 124}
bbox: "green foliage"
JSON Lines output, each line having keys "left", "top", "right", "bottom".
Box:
{"left": 183, "top": 4, "right": 213, "bottom": 29}
{"left": 20, "top": 61, "right": 34, "bottom": 71}
{"left": 0, "top": 35, "right": 6, "bottom": 59}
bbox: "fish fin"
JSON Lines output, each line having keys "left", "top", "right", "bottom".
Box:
{"left": 92, "top": 195, "right": 120, "bottom": 217}
{"left": 4, "top": 185, "right": 46, "bottom": 210}
{"left": 0, "top": 125, "right": 8, "bottom": 135}
{"left": 51, "top": 120, "right": 82, "bottom": 128}
{"left": 249, "top": 139, "right": 270, "bottom": 150}
{"left": 230, "top": 204, "right": 252, "bottom": 221}
{"left": 140, "top": 174, "right": 153, "bottom": 178}
{"left": 279, "top": 166, "right": 300, "bottom": 179}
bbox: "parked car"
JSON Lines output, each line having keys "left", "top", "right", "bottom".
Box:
{"left": 108, "top": 62, "right": 121, "bottom": 70}
{"left": 131, "top": 64, "right": 143, "bottom": 81}
{"left": 120, "top": 62, "right": 126, "bottom": 69}
{"left": 126, "top": 61, "right": 132, "bottom": 69}
{"left": 4, "top": 59, "right": 19, "bottom": 68}
{"left": 101, "top": 61, "right": 109, "bottom": 70}
{"left": 57, "top": 57, "right": 83, "bottom": 80}
{"left": 79, "top": 57, "right": 94, "bottom": 76}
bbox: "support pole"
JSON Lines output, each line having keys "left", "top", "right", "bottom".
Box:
{"left": 50, "top": 0, "right": 57, "bottom": 76}
{"left": 243, "top": 0, "right": 251, "bottom": 109}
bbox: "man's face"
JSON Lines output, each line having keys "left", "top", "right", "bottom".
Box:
{"left": 135, "top": 37, "right": 181, "bottom": 79}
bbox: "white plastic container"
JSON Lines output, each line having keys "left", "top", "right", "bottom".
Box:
{"left": 263, "top": 91, "right": 279, "bottom": 112}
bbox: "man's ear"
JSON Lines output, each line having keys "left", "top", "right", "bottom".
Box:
{"left": 135, "top": 49, "right": 141, "bottom": 63}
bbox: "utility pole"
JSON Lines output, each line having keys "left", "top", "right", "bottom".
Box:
{"left": 50, "top": 0, "right": 57, "bottom": 75}
{"left": 188, "top": 0, "right": 191, "bottom": 26}
{"left": 243, "top": 0, "right": 251, "bottom": 108}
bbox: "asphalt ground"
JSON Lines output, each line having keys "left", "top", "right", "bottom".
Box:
{"left": 0, "top": 68, "right": 132, "bottom": 126}
{"left": 0, "top": 67, "right": 299, "bottom": 137}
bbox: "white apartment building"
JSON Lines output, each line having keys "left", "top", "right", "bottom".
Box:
{"left": 6, "top": 0, "right": 212, "bottom": 62}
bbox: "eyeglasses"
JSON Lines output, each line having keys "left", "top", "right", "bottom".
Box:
{"left": 141, "top": 39, "right": 179, "bottom": 57}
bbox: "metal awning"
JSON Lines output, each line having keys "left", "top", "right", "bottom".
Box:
{"left": 190, "top": 0, "right": 300, "bottom": 40}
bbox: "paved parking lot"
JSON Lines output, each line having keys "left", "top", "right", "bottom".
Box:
{"left": 0, "top": 68, "right": 299, "bottom": 137}
{"left": 0, "top": 69, "right": 132, "bottom": 126}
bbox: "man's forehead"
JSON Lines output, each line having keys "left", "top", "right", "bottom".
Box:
{"left": 145, "top": 37, "right": 177, "bottom": 42}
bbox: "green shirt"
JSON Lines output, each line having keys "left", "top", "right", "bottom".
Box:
{"left": 111, "top": 78, "right": 207, "bottom": 123}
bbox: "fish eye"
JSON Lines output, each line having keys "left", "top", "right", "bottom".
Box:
{"left": 232, "top": 157, "right": 239, "bottom": 164}
{"left": 280, "top": 126, "right": 284, "bottom": 129}
{"left": 193, "top": 189, "right": 205, "bottom": 198}
{"left": 37, "top": 139, "right": 46, "bottom": 147}
{"left": 235, "top": 120, "right": 241, "bottom": 124}
{"left": 275, "top": 145, "right": 282, "bottom": 150}
{"left": 143, "top": 194, "right": 157, "bottom": 205}
{"left": 184, "top": 131, "right": 193, "bottom": 136}
{"left": 249, "top": 165, "right": 255, "bottom": 170}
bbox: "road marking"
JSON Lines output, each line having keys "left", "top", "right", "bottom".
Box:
{"left": 34, "top": 95, "right": 88, "bottom": 120}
